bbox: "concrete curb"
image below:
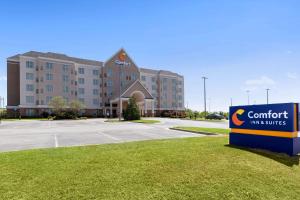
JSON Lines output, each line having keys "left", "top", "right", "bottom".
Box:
{"left": 169, "top": 128, "right": 221, "bottom": 136}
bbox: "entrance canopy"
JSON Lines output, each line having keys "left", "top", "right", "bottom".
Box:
{"left": 110, "top": 80, "right": 154, "bottom": 103}
{"left": 109, "top": 80, "right": 154, "bottom": 117}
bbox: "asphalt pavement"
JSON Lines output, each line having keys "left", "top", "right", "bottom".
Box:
{"left": 0, "top": 118, "right": 228, "bottom": 152}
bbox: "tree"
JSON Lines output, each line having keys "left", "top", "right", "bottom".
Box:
{"left": 48, "top": 96, "right": 67, "bottom": 115}
{"left": 123, "top": 97, "right": 140, "bottom": 121}
{"left": 185, "top": 109, "right": 194, "bottom": 119}
{"left": 69, "top": 100, "right": 85, "bottom": 117}
{"left": 194, "top": 111, "right": 199, "bottom": 120}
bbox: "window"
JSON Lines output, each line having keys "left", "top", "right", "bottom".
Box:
{"left": 107, "top": 69, "right": 112, "bottom": 77}
{"left": 152, "top": 77, "right": 156, "bottom": 82}
{"left": 26, "top": 61, "right": 34, "bottom": 69}
{"left": 26, "top": 96, "right": 34, "bottom": 103}
{"left": 26, "top": 84, "right": 34, "bottom": 91}
{"left": 63, "top": 86, "right": 69, "bottom": 93}
{"left": 79, "top": 98, "right": 85, "bottom": 104}
{"left": 132, "top": 74, "right": 137, "bottom": 80}
{"left": 26, "top": 73, "right": 34, "bottom": 80}
{"left": 62, "top": 64, "right": 69, "bottom": 72}
{"left": 93, "top": 99, "right": 99, "bottom": 105}
{"left": 78, "top": 88, "right": 85, "bottom": 95}
{"left": 107, "top": 80, "right": 113, "bottom": 87}
{"left": 93, "top": 70, "right": 99, "bottom": 75}
{"left": 46, "top": 62, "right": 53, "bottom": 70}
{"left": 93, "top": 79, "right": 99, "bottom": 86}
{"left": 93, "top": 89, "right": 99, "bottom": 95}
{"left": 141, "top": 76, "right": 146, "bottom": 81}
{"left": 46, "top": 85, "right": 53, "bottom": 92}
{"left": 78, "top": 67, "right": 84, "bottom": 74}
{"left": 46, "top": 73, "right": 53, "bottom": 80}
{"left": 78, "top": 78, "right": 85, "bottom": 84}
{"left": 63, "top": 75, "right": 69, "bottom": 82}
{"left": 152, "top": 85, "right": 156, "bottom": 90}
{"left": 46, "top": 96, "right": 52, "bottom": 104}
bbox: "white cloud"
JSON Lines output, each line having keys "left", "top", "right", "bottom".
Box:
{"left": 0, "top": 76, "right": 7, "bottom": 81}
{"left": 287, "top": 72, "right": 297, "bottom": 79}
{"left": 242, "top": 76, "right": 275, "bottom": 91}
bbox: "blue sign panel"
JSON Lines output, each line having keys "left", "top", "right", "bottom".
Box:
{"left": 229, "top": 103, "right": 296, "bottom": 132}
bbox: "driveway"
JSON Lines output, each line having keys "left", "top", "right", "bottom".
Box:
{"left": 0, "top": 118, "right": 228, "bottom": 152}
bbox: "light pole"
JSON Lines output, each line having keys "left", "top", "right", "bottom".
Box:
{"left": 202, "top": 77, "right": 208, "bottom": 118}
{"left": 266, "top": 88, "right": 270, "bottom": 104}
{"left": 230, "top": 98, "right": 233, "bottom": 107}
{"left": 246, "top": 90, "right": 250, "bottom": 105}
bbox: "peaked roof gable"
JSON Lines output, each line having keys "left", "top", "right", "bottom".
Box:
{"left": 104, "top": 48, "right": 139, "bottom": 68}
{"left": 121, "top": 80, "right": 153, "bottom": 99}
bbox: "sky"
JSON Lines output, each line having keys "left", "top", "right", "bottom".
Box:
{"left": 1, "top": 0, "right": 300, "bottom": 111}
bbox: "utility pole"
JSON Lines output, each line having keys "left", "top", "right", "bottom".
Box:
{"left": 202, "top": 77, "right": 208, "bottom": 118}
{"left": 246, "top": 90, "right": 250, "bottom": 105}
{"left": 266, "top": 88, "right": 270, "bottom": 104}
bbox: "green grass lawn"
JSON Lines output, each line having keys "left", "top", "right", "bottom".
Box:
{"left": 0, "top": 137, "right": 300, "bottom": 200}
{"left": 131, "top": 119, "right": 160, "bottom": 124}
{"left": 172, "top": 126, "right": 230, "bottom": 135}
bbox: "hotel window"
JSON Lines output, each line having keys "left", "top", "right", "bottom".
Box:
{"left": 26, "top": 61, "right": 34, "bottom": 69}
{"left": 26, "top": 84, "right": 34, "bottom": 91}
{"left": 93, "top": 99, "right": 99, "bottom": 105}
{"left": 78, "top": 78, "right": 85, "bottom": 84}
{"left": 46, "top": 73, "right": 53, "bottom": 80}
{"left": 79, "top": 98, "right": 85, "bottom": 104}
{"left": 26, "top": 73, "right": 34, "bottom": 80}
{"left": 107, "top": 80, "right": 113, "bottom": 87}
{"left": 141, "top": 76, "right": 146, "bottom": 81}
{"left": 63, "top": 86, "right": 69, "bottom": 93}
{"left": 93, "top": 89, "right": 99, "bottom": 95}
{"left": 78, "top": 67, "right": 85, "bottom": 74}
{"left": 78, "top": 88, "right": 85, "bottom": 95}
{"left": 26, "top": 96, "right": 34, "bottom": 104}
{"left": 46, "top": 96, "right": 52, "bottom": 104}
{"left": 63, "top": 75, "right": 69, "bottom": 82}
{"left": 132, "top": 74, "right": 137, "bottom": 80}
{"left": 107, "top": 69, "right": 113, "bottom": 77}
{"left": 46, "top": 62, "right": 53, "bottom": 70}
{"left": 46, "top": 85, "right": 53, "bottom": 92}
{"left": 93, "top": 79, "right": 99, "bottom": 86}
{"left": 93, "top": 70, "right": 99, "bottom": 76}
{"left": 62, "top": 64, "right": 69, "bottom": 72}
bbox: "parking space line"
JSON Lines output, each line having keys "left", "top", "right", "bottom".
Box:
{"left": 98, "top": 132, "right": 122, "bottom": 142}
{"left": 54, "top": 134, "right": 59, "bottom": 147}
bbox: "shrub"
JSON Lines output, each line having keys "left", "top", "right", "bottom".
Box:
{"left": 123, "top": 97, "right": 140, "bottom": 121}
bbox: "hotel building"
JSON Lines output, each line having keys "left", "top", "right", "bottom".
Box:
{"left": 7, "top": 49, "right": 184, "bottom": 117}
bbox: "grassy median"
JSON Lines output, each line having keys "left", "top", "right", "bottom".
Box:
{"left": 172, "top": 126, "right": 230, "bottom": 135}
{"left": 0, "top": 137, "right": 300, "bottom": 200}
{"left": 131, "top": 119, "right": 160, "bottom": 124}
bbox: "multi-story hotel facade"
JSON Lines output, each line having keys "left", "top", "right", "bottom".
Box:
{"left": 7, "top": 49, "right": 184, "bottom": 117}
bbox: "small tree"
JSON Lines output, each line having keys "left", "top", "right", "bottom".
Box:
{"left": 123, "top": 97, "right": 140, "bottom": 121}
{"left": 194, "top": 111, "right": 199, "bottom": 120}
{"left": 48, "top": 96, "right": 67, "bottom": 116}
{"left": 69, "top": 100, "right": 85, "bottom": 117}
{"left": 185, "top": 109, "right": 194, "bottom": 119}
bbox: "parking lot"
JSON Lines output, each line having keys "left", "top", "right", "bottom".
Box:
{"left": 0, "top": 118, "right": 228, "bottom": 152}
